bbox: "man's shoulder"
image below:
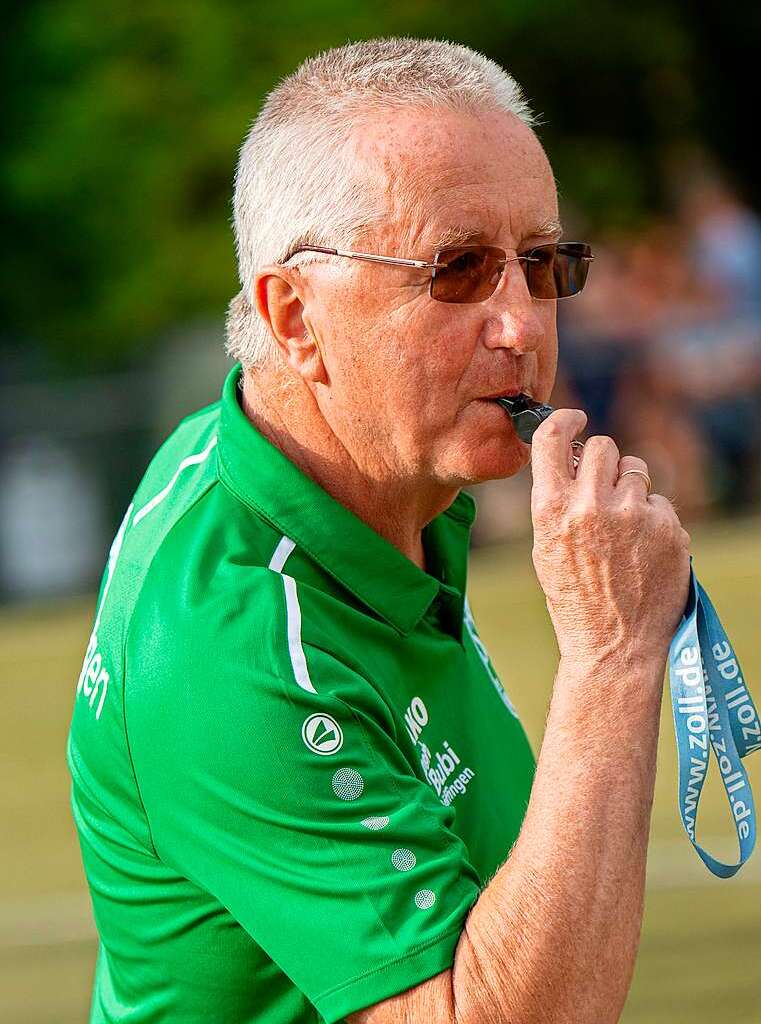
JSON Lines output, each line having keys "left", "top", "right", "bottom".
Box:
{"left": 130, "top": 397, "right": 222, "bottom": 520}
{"left": 125, "top": 438, "right": 294, "bottom": 700}
{"left": 104, "top": 396, "right": 225, "bottom": 626}
{"left": 86, "top": 388, "right": 285, "bottom": 688}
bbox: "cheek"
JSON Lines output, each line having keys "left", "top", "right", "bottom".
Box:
{"left": 367, "top": 312, "right": 470, "bottom": 410}
{"left": 395, "top": 333, "right": 475, "bottom": 435}
{"left": 325, "top": 282, "right": 479, "bottom": 435}
{"left": 539, "top": 309, "right": 558, "bottom": 381}
{"left": 328, "top": 329, "right": 424, "bottom": 438}
{"left": 396, "top": 305, "right": 479, "bottom": 392}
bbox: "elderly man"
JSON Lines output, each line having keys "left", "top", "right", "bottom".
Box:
{"left": 68, "top": 36, "right": 690, "bottom": 1024}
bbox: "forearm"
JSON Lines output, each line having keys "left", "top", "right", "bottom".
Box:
{"left": 451, "top": 647, "right": 666, "bottom": 1024}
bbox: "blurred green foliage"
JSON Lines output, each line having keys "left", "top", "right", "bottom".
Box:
{"left": 1, "top": 0, "right": 758, "bottom": 370}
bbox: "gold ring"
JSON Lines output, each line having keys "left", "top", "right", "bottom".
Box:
{"left": 571, "top": 440, "right": 584, "bottom": 470}
{"left": 618, "top": 469, "right": 652, "bottom": 494}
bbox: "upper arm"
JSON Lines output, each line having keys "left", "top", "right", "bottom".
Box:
{"left": 126, "top": 586, "right": 481, "bottom": 1024}
{"left": 345, "top": 965, "right": 457, "bottom": 1024}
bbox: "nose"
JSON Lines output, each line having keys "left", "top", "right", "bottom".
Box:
{"left": 481, "top": 258, "right": 548, "bottom": 355}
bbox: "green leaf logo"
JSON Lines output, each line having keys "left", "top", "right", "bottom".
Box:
{"left": 301, "top": 713, "right": 344, "bottom": 756}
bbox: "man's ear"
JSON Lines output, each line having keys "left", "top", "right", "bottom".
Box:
{"left": 254, "top": 269, "right": 327, "bottom": 385}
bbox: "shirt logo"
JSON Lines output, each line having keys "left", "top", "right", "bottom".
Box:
{"left": 302, "top": 713, "right": 344, "bottom": 755}
{"left": 403, "top": 696, "right": 476, "bottom": 806}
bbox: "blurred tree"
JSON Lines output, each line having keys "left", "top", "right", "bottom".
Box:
{"left": 0, "top": 0, "right": 757, "bottom": 371}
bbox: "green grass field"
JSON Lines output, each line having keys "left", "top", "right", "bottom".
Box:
{"left": 2, "top": 514, "right": 760, "bottom": 1023}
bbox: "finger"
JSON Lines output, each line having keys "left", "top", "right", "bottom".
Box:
{"left": 614, "top": 455, "right": 651, "bottom": 499}
{"left": 530, "top": 408, "right": 588, "bottom": 484}
{"left": 646, "top": 492, "right": 690, "bottom": 547}
{"left": 574, "top": 434, "right": 620, "bottom": 493}
{"left": 646, "top": 492, "right": 681, "bottom": 522}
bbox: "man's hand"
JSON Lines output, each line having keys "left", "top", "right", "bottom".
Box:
{"left": 530, "top": 408, "right": 691, "bottom": 667}
{"left": 347, "top": 411, "right": 690, "bottom": 1024}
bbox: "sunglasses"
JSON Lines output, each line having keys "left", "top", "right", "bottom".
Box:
{"left": 281, "top": 241, "right": 594, "bottom": 304}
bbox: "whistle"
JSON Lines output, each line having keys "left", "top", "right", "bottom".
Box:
{"left": 493, "top": 394, "right": 555, "bottom": 443}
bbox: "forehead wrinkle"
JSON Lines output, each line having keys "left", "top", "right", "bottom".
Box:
{"left": 362, "top": 142, "right": 560, "bottom": 255}
{"left": 422, "top": 214, "right": 563, "bottom": 255}
{"left": 393, "top": 174, "right": 561, "bottom": 257}
{"left": 351, "top": 103, "right": 559, "bottom": 241}
{"left": 388, "top": 176, "right": 500, "bottom": 256}
{"left": 387, "top": 173, "right": 463, "bottom": 252}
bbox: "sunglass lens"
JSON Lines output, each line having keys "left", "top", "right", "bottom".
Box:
{"left": 526, "top": 242, "right": 592, "bottom": 299}
{"left": 431, "top": 246, "right": 506, "bottom": 303}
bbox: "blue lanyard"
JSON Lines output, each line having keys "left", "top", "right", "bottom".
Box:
{"left": 669, "top": 558, "right": 760, "bottom": 876}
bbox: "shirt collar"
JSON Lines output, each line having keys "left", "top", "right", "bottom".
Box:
{"left": 216, "top": 363, "right": 476, "bottom": 638}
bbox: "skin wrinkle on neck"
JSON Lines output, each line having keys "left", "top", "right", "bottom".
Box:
{"left": 241, "top": 376, "right": 432, "bottom": 572}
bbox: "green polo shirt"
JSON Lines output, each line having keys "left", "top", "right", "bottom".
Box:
{"left": 67, "top": 362, "right": 536, "bottom": 1024}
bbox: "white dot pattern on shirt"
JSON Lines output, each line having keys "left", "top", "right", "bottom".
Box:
{"left": 414, "top": 889, "right": 436, "bottom": 910}
{"left": 361, "top": 816, "right": 390, "bottom": 830}
{"left": 332, "top": 767, "right": 364, "bottom": 801}
{"left": 391, "top": 848, "right": 417, "bottom": 872}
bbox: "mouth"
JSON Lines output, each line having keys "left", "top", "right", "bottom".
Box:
{"left": 480, "top": 388, "right": 534, "bottom": 402}
{"left": 481, "top": 389, "right": 536, "bottom": 401}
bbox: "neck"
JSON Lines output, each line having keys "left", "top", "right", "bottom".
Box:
{"left": 240, "top": 363, "right": 458, "bottom": 572}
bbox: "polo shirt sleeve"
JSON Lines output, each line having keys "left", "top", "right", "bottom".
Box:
{"left": 126, "top": 583, "right": 482, "bottom": 1024}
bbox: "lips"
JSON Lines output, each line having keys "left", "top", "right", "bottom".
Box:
{"left": 481, "top": 387, "right": 534, "bottom": 400}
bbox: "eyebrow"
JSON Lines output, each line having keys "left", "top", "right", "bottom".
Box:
{"left": 528, "top": 217, "right": 564, "bottom": 242}
{"left": 428, "top": 217, "right": 564, "bottom": 253}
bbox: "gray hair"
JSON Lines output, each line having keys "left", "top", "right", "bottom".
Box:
{"left": 226, "top": 36, "right": 542, "bottom": 370}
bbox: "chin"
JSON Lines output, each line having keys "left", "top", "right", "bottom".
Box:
{"left": 448, "top": 435, "right": 530, "bottom": 486}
